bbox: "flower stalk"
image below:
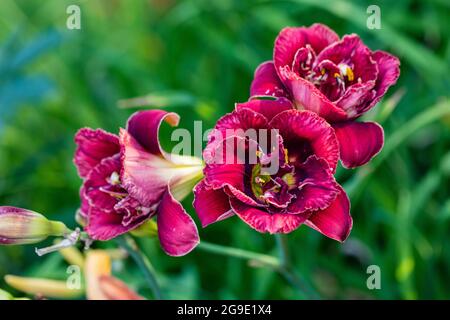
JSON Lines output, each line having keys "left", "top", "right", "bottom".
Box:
{"left": 274, "top": 234, "right": 320, "bottom": 299}
{"left": 115, "top": 235, "right": 162, "bottom": 300}
{"left": 198, "top": 238, "right": 320, "bottom": 299}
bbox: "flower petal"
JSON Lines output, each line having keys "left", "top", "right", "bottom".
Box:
{"left": 315, "top": 34, "right": 378, "bottom": 83}
{"left": 288, "top": 156, "right": 339, "bottom": 214}
{"left": 203, "top": 135, "right": 252, "bottom": 191}
{"left": 230, "top": 198, "right": 307, "bottom": 234}
{"left": 74, "top": 128, "right": 120, "bottom": 179}
{"left": 250, "top": 61, "right": 288, "bottom": 98}
{"left": 274, "top": 24, "right": 339, "bottom": 74}
{"left": 120, "top": 128, "right": 202, "bottom": 207}
{"left": 280, "top": 67, "right": 349, "bottom": 122}
{"left": 157, "top": 188, "right": 200, "bottom": 256}
{"left": 307, "top": 23, "right": 340, "bottom": 52}
{"left": 126, "top": 110, "right": 179, "bottom": 158}
{"left": 193, "top": 180, "right": 234, "bottom": 227}
{"left": 98, "top": 276, "right": 144, "bottom": 300}
{"left": 236, "top": 97, "right": 294, "bottom": 122}
{"left": 335, "top": 81, "right": 376, "bottom": 118}
{"left": 269, "top": 110, "right": 340, "bottom": 172}
{"left": 83, "top": 156, "right": 123, "bottom": 213}
{"left": 305, "top": 186, "right": 352, "bottom": 242}
{"left": 86, "top": 207, "right": 151, "bottom": 241}
{"left": 214, "top": 108, "right": 269, "bottom": 133}
{"left": 333, "top": 121, "right": 384, "bottom": 168}
{"left": 204, "top": 109, "right": 269, "bottom": 165}
{"left": 361, "top": 50, "right": 400, "bottom": 113}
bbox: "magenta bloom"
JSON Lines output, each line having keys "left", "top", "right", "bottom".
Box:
{"left": 250, "top": 23, "right": 400, "bottom": 168}
{"left": 193, "top": 99, "right": 352, "bottom": 241}
{"left": 74, "top": 110, "right": 202, "bottom": 256}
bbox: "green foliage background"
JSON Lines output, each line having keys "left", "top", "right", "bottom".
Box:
{"left": 0, "top": 0, "right": 449, "bottom": 299}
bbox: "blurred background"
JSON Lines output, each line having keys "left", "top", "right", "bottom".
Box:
{"left": 0, "top": 0, "right": 449, "bottom": 299}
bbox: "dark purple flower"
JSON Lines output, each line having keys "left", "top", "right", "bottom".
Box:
{"left": 193, "top": 99, "right": 352, "bottom": 241}
{"left": 74, "top": 110, "right": 202, "bottom": 256}
{"left": 250, "top": 24, "right": 400, "bottom": 168}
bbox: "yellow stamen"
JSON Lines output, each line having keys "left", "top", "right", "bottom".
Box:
{"left": 346, "top": 67, "right": 354, "bottom": 81}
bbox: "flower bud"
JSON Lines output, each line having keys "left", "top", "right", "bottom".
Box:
{"left": 85, "top": 250, "right": 112, "bottom": 300}
{"left": 98, "top": 276, "right": 144, "bottom": 300}
{"left": 0, "top": 206, "right": 70, "bottom": 245}
{"left": 4, "top": 275, "right": 83, "bottom": 299}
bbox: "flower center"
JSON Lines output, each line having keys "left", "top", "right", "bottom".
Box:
{"left": 108, "top": 171, "right": 121, "bottom": 185}
{"left": 250, "top": 158, "right": 297, "bottom": 208}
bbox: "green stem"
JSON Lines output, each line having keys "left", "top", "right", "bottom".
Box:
{"left": 116, "top": 236, "right": 162, "bottom": 300}
{"left": 274, "top": 234, "right": 320, "bottom": 299}
{"left": 198, "top": 240, "right": 320, "bottom": 299}
{"left": 197, "top": 241, "right": 280, "bottom": 269}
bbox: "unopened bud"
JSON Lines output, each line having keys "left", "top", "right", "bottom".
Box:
{"left": 4, "top": 275, "right": 83, "bottom": 299}
{"left": 0, "top": 206, "right": 69, "bottom": 245}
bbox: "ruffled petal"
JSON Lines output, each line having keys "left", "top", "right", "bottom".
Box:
{"left": 361, "top": 50, "right": 400, "bottom": 113}
{"left": 83, "top": 156, "right": 123, "bottom": 213}
{"left": 157, "top": 188, "right": 200, "bottom": 256}
{"left": 214, "top": 108, "right": 269, "bottom": 134}
{"left": 236, "top": 97, "right": 294, "bottom": 122}
{"left": 230, "top": 198, "right": 307, "bottom": 234}
{"left": 333, "top": 121, "right": 384, "bottom": 168}
{"left": 315, "top": 34, "right": 378, "bottom": 83}
{"left": 203, "top": 135, "right": 256, "bottom": 191}
{"left": 274, "top": 24, "right": 339, "bottom": 75}
{"left": 280, "top": 67, "right": 349, "bottom": 122}
{"left": 288, "top": 156, "right": 339, "bottom": 214}
{"left": 250, "top": 61, "right": 288, "bottom": 98}
{"left": 305, "top": 186, "right": 352, "bottom": 242}
{"left": 307, "top": 23, "right": 340, "bottom": 53}
{"left": 193, "top": 180, "right": 234, "bottom": 227}
{"left": 74, "top": 128, "right": 120, "bottom": 179}
{"left": 86, "top": 206, "right": 151, "bottom": 241}
{"left": 269, "top": 110, "right": 340, "bottom": 172}
{"left": 335, "top": 81, "right": 376, "bottom": 118}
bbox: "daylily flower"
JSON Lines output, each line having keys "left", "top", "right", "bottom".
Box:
{"left": 193, "top": 99, "right": 352, "bottom": 241}
{"left": 250, "top": 23, "right": 400, "bottom": 168}
{"left": 74, "top": 110, "right": 202, "bottom": 256}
